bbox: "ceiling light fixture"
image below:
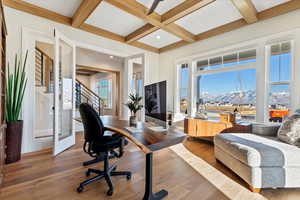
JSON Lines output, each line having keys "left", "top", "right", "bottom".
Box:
{"left": 109, "top": 55, "right": 114, "bottom": 59}
{"left": 156, "top": 35, "right": 161, "bottom": 39}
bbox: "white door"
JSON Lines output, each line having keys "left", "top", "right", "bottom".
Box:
{"left": 53, "top": 30, "right": 76, "bottom": 155}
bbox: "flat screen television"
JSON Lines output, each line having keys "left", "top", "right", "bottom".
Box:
{"left": 144, "top": 81, "right": 167, "bottom": 127}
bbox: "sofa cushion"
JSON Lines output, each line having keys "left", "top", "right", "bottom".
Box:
{"left": 214, "top": 133, "right": 300, "bottom": 167}
{"left": 277, "top": 113, "right": 300, "bottom": 147}
{"left": 251, "top": 123, "right": 280, "bottom": 136}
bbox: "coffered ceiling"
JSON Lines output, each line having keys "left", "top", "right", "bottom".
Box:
{"left": 4, "top": 0, "right": 299, "bottom": 53}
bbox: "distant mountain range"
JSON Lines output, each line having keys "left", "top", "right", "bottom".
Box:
{"left": 200, "top": 90, "right": 289, "bottom": 106}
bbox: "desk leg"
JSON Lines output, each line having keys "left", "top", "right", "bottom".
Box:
{"left": 143, "top": 153, "right": 168, "bottom": 200}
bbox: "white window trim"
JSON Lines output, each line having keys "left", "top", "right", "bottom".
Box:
{"left": 194, "top": 60, "right": 257, "bottom": 120}
{"left": 174, "top": 61, "right": 190, "bottom": 121}
{"left": 264, "top": 40, "right": 295, "bottom": 122}
{"left": 173, "top": 29, "right": 298, "bottom": 123}
{"left": 98, "top": 79, "right": 113, "bottom": 109}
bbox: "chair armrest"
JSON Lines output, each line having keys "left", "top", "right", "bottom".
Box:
{"left": 251, "top": 123, "right": 281, "bottom": 137}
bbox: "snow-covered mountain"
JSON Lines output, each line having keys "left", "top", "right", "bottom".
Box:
{"left": 200, "top": 90, "right": 289, "bottom": 106}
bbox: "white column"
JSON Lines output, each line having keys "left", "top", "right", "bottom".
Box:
{"left": 188, "top": 60, "right": 197, "bottom": 117}
{"left": 256, "top": 44, "right": 267, "bottom": 123}
{"left": 291, "top": 39, "right": 299, "bottom": 113}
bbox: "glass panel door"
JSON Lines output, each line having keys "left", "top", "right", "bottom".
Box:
{"left": 53, "top": 30, "right": 76, "bottom": 155}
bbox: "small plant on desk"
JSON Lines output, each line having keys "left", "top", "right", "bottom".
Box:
{"left": 125, "top": 93, "right": 143, "bottom": 126}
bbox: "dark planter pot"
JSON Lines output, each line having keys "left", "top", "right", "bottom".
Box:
{"left": 5, "top": 121, "right": 23, "bottom": 164}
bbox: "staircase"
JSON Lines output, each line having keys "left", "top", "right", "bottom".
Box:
{"left": 35, "top": 47, "right": 103, "bottom": 115}
{"left": 75, "top": 79, "right": 102, "bottom": 115}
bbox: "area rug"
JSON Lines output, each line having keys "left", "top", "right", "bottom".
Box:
{"left": 169, "top": 144, "right": 268, "bottom": 200}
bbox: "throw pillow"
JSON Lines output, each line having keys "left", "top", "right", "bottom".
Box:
{"left": 277, "top": 114, "right": 300, "bottom": 147}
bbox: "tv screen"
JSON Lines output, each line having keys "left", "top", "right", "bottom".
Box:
{"left": 144, "top": 81, "right": 167, "bottom": 122}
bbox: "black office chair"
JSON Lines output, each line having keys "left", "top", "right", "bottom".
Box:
{"left": 77, "top": 103, "right": 132, "bottom": 196}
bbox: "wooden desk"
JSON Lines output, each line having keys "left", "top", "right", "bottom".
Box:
{"left": 101, "top": 116, "right": 186, "bottom": 200}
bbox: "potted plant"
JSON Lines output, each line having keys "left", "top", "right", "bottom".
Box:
{"left": 125, "top": 93, "right": 143, "bottom": 126}
{"left": 5, "top": 52, "right": 28, "bottom": 164}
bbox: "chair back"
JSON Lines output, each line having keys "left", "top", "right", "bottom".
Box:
{"left": 79, "top": 103, "right": 105, "bottom": 143}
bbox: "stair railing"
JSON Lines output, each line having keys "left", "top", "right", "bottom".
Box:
{"left": 75, "top": 79, "right": 102, "bottom": 115}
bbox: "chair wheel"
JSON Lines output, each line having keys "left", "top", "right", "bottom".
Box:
{"left": 107, "top": 189, "right": 113, "bottom": 196}
{"left": 77, "top": 186, "right": 84, "bottom": 193}
{"left": 126, "top": 174, "right": 132, "bottom": 180}
{"left": 86, "top": 171, "right": 90, "bottom": 177}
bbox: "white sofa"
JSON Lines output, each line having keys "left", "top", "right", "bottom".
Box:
{"left": 214, "top": 124, "right": 300, "bottom": 192}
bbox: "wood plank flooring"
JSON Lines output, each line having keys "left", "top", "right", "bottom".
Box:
{"left": 0, "top": 133, "right": 228, "bottom": 200}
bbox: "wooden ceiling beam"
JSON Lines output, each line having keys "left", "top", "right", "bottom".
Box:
{"left": 126, "top": 24, "right": 159, "bottom": 43}
{"left": 105, "top": 0, "right": 196, "bottom": 43}
{"left": 79, "top": 23, "right": 125, "bottom": 42}
{"left": 3, "top": 0, "right": 72, "bottom": 25}
{"left": 124, "top": 0, "right": 214, "bottom": 43}
{"left": 3, "top": 0, "right": 159, "bottom": 53}
{"left": 161, "top": 0, "right": 215, "bottom": 24}
{"left": 160, "top": 0, "right": 300, "bottom": 53}
{"left": 72, "top": 0, "right": 103, "bottom": 27}
{"left": 230, "top": 0, "right": 258, "bottom": 24}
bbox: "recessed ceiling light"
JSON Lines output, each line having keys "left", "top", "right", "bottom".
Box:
{"left": 109, "top": 55, "right": 114, "bottom": 59}
{"left": 156, "top": 35, "right": 161, "bottom": 39}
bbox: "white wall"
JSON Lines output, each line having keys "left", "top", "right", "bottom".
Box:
{"left": 158, "top": 9, "right": 300, "bottom": 112}
{"left": 76, "top": 48, "right": 124, "bottom": 71}
{"left": 76, "top": 75, "right": 91, "bottom": 88}
{"left": 4, "top": 6, "right": 159, "bottom": 153}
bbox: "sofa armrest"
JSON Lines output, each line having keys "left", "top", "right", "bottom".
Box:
{"left": 251, "top": 123, "right": 281, "bottom": 137}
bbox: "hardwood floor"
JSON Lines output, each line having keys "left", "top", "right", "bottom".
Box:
{"left": 0, "top": 133, "right": 228, "bottom": 200}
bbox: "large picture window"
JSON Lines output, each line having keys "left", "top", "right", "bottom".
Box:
{"left": 197, "top": 68, "right": 256, "bottom": 122}
{"left": 97, "top": 79, "right": 112, "bottom": 109}
{"left": 195, "top": 49, "right": 257, "bottom": 122}
{"left": 268, "top": 42, "right": 292, "bottom": 122}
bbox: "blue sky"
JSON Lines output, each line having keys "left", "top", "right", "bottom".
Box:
{"left": 180, "top": 53, "right": 291, "bottom": 98}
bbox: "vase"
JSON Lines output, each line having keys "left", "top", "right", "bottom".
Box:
{"left": 129, "top": 116, "right": 137, "bottom": 127}
{"left": 5, "top": 121, "right": 23, "bottom": 164}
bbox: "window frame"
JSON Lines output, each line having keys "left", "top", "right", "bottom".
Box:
{"left": 265, "top": 40, "right": 294, "bottom": 122}
{"left": 174, "top": 61, "right": 190, "bottom": 120}
{"left": 98, "top": 79, "right": 113, "bottom": 109}
{"left": 194, "top": 57, "right": 258, "bottom": 122}
{"left": 173, "top": 32, "right": 296, "bottom": 124}
{"left": 179, "top": 63, "right": 189, "bottom": 114}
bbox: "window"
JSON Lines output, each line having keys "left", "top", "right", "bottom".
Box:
{"left": 195, "top": 49, "right": 257, "bottom": 122}
{"left": 196, "top": 49, "right": 256, "bottom": 71}
{"left": 268, "top": 42, "right": 292, "bottom": 122}
{"left": 97, "top": 79, "right": 112, "bottom": 109}
{"left": 132, "top": 72, "right": 143, "bottom": 97}
{"left": 197, "top": 69, "right": 256, "bottom": 122}
{"left": 179, "top": 64, "right": 189, "bottom": 114}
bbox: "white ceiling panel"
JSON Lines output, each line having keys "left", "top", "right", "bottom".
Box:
{"left": 251, "top": 0, "right": 290, "bottom": 12}
{"left": 138, "top": 29, "right": 181, "bottom": 48}
{"left": 175, "top": 0, "right": 242, "bottom": 35}
{"left": 23, "top": 0, "right": 83, "bottom": 17}
{"left": 86, "top": 2, "right": 146, "bottom": 36}
{"left": 137, "top": 0, "right": 184, "bottom": 15}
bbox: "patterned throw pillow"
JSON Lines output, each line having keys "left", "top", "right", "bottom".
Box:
{"left": 277, "top": 114, "right": 300, "bottom": 147}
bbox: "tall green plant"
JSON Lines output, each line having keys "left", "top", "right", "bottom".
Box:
{"left": 125, "top": 93, "right": 143, "bottom": 116}
{"left": 6, "top": 51, "right": 28, "bottom": 122}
